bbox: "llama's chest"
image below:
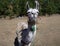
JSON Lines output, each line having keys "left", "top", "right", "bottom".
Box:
{"left": 28, "top": 30, "right": 36, "bottom": 40}
{"left": 21, "top": 29, "right": 36, "bottom": 43}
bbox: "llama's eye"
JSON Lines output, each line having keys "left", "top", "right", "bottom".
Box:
{"left": 27, "top": 12, "right": 30, "bottom": 14}
{"left": 28, "top": 12, "right": 30, "bottom": 13}
{"left": 37, "top": 12, "right": 39, "bottom": 13}
{"left": 32, "top": 13, "right": 33, "bottom": 14}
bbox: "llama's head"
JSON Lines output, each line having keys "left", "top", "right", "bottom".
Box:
{"left": 26, "top": 1, "right": 39, "bottom": 22}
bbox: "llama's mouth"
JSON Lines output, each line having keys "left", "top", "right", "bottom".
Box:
{"left": 29, "top": 19, "right": 36, "bottom": 22}
{"left": 28, "top": 20, "right": 36, "bottom": 25}
{"left": 31, "top": 19, "right": 37, "bottom": 23}
{"left": 29, "top": 18, "right": 36, "bottom": 22}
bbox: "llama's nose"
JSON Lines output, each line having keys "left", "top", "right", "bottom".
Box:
{"left": 32, "top": 17, "right": 36, "bottom": 21}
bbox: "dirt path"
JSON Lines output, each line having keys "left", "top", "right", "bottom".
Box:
{"left": 0, "top": 15, "right": 60, "bottom": 46}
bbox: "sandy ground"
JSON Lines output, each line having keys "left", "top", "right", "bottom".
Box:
{"left": 0, "top": 14, "right": 60, "bottom": 46}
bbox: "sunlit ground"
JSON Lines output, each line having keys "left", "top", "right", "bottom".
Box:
{"left": 0, "top": 14, "right": 60, "bottom": 46}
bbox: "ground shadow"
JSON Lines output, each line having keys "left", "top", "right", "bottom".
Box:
{"left": 14, "top": 37, "right": 19, "bottom": 46}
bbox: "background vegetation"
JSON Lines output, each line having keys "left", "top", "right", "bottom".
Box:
{"left": 0, "top": 0, "right": 60, "bottom": 18}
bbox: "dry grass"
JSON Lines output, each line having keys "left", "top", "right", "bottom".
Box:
{"left": 0, "top": 14, "right": 60, "bottom": 46}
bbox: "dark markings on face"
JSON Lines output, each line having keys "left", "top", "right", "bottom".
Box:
{"left": 27, "top": 8, "right": 39, "bottom": 22}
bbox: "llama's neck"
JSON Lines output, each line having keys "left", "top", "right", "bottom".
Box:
{"left": 28, "top": 20, "right": 36, "bottom": 32}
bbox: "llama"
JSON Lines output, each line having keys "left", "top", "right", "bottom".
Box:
{"left": 16, "top": 0, "right": 39, "bottom": 46}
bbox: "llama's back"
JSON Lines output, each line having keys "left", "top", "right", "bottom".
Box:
{"left": 16, "top": 22, "right": 28, "bottom": 42}
{"left": 17, "top": 22, "right": 28, "bottom": 31}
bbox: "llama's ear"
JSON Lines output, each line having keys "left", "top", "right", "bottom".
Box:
{"left": 26, "top": 1, "right": 30, "bottom": 10}
{"left": 35, "top": 0, "right": 39, "bottom": 10}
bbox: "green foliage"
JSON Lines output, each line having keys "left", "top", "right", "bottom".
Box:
{"left": 0, "top": 0, "right": 60, "bottom": 18}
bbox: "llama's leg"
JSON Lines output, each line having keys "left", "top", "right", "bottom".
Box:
{"left": 18, "top": 40, "right": 21, "bottom": 46}
{"left": 17, "top": 37, "right": 22, "bottom": 46}
{"left": 28, "top": 43, "right": 31, "bottom": 46}
{"left": 20, "top": 43, "right": 31, "bottom": 46}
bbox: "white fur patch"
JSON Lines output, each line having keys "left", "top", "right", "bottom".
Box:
{"left": 17, "top": 22, "right": 28, "bottom": 31}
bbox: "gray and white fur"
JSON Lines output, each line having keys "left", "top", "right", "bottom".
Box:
{"left": 16, "top": 1, "right": 39, "bottom": 46}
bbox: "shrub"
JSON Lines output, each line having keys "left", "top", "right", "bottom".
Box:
{"left": 0, "top": 0, "right": 60, "bottom": 17}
